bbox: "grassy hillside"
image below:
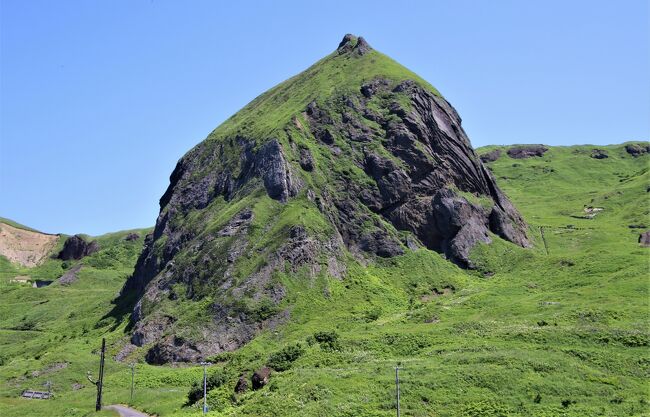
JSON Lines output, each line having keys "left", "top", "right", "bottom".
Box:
{"left": 0, "top": 143, "right": 648, "bottom": 417}
{"left": 0, "top": 226, "right": 152, "bottom": 417}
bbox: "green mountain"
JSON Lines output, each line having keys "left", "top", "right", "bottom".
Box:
{"left": 0, "top": 35, "right": 647, "bottom": 417}
{"left": 120, "top": 33, "right": 529, "bottom": 365}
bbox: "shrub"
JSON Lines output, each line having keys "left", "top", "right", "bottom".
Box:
{"left": 313, "top": 330, "right": 341, "bottom": 352}
{"left": 363, "top": 306, "right": 382, "bottom": 322}
{"left": 461, "top": 399, "right": 510, "bottom": 417}
{"left": 187, "top": 370, "right": 226, "bottom": 404}
{"left": 268, "top": 343, "right": 305, "bottom": 371}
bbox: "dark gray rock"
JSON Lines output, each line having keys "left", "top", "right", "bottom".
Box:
{"left": 507, "top": 145, "right": 548, "bottom": 159}
{"left": 625, "top": 143, "right": 650, "bottom": 157}
{"left": 360, "top": 231, "right": 404, "bottom": 258}
{"left": 125, "top": 233, "right": 140, "bottom": 241}
{"left": 255, "top": 139, "right": 302, "bottom": 202}
{"left": 57, "top": 235, "right": 99, "bottom": 260}
{"left": 480, "top": 149, "right": 501, "bottom": 163}
{"left": 299, "top": 148, "right": 315, "bottom": 171}
{"left": 639, "top": 231, "right": 650, "bottom": 247}
{"left": 235, "top": 374, "right": 249, "bottom": 394}
{"left": 361, "top": 78, "right": 391, "bottom": 98}
{"left": 145, "top": 336, "right": 201, "bottom": 364}
{"left": 57, "top": 264, "right": 83, "bottom": 286}
{"left": 590, "top": 149, "right": 608, "bottom": 159}
{"left": 337, "top": 34, "right": 372, "bottom": 56}
{"left": 252, "top": 367, "right": 271, "bottom": 389}
{"left": 131, "top": 315, "right": 175, "bottom": 347}
{"left": 363, "top": 153, "right": 411, "bottom": 209}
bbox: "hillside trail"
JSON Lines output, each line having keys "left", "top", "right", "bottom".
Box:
{"left": 105, "top": 404, "right": 150, "bottom": 417}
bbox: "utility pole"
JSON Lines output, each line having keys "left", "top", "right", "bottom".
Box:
{"left": 44, "top": 380, "right": 52, "bottom": 399}
{"left": 199, "top": 362, "right": 212, "bottom": 414}
{"left": 129, "top": 363, "right": 136, "bottom": 404}
{"left": 87, "top": 338, "right": 106, "bottom": 411}
{"left": 395, "top": 364, "right": 401, "bottom": 417}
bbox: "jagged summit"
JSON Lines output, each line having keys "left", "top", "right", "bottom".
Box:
{"left": 336, "top": 33, "right": 372, "bottom": 55}
{"left": 119, "top": 35, "right": 530, "bottom": 364}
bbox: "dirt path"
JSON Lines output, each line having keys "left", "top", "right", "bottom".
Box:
{"left": 105, "top": 405, "right": 150, "bottom": 417}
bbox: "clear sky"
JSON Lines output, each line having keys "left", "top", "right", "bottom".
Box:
{"left": 1, "top": 0, "right": 648, "bottom": 235}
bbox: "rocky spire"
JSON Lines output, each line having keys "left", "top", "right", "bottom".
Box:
{"left": 337, "top": 33, "right": 372, "bottom": 55}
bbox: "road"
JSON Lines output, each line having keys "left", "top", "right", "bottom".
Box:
{"left": 105, "top": 405, "right": 150, "bottom": 417}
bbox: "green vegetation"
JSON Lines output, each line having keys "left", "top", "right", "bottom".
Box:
{"left": 0, "top": 143, "right": 647, "bottom": 416}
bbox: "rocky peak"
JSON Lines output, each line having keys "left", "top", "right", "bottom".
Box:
{"left": 337, "top": 33, "right": 372, "bottom": 55}
{"left": 119, "top": 35, "right": 530, "bottom": 364}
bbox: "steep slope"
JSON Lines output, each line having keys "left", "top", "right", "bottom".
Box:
{"left": 0, "top": 144, "right": 647, "bottom": 417}
{"left": 120, "top": 35, "right": 529, "bottom": 363}
{"left": 0, "top": 220, "right": 59, "bottom": 268}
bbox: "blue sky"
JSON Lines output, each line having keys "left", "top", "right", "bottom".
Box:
{"left": 1, "top": 0, "right": 648, "bottom": 235}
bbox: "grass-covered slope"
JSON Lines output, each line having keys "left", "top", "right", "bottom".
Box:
{"left": 1, "top": 143, "right": 648, "bottom": 417}
{"left": 0, "top": 226, "right": 152, "bottom": 417}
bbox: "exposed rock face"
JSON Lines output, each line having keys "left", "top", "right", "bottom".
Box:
{"left": 299, "top": 148, "right": 315, "bottom": 171}
{"left": 56, "top": 264, "right": 83, "bottom": 286}
{"left": 304, "top": 78, "right": 530, "bottom": 266}
{"left": 591, "top": 149, "right": 608, "bottom": 159}
{"left": 120, "top": 34, "right": 530, "bottom": 364}
{"left": 144, "top": 336, "right": 201, "bottom": 365}
{"left": 480, "top": 149, "right": 501, "bottom": 163}
{"left": 337, "top": 34, "right": 372, "bottom": 56}
{"left": 507, "top": 145, "right": 548, "bottom": 159}
{"left": 57, "top": 235, "right": 99, "bottom": 260}
{"left": 625, "top": 143, "right": 650, "bottom": 157}
{"left": 0, "top": 222, "right": 59, "bottom": 267}
{"left": 639, "top": 231, "right": 650, "bottom": 247}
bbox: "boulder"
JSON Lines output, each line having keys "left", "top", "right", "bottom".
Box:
{"left": 625, "top": 143, "right": 650, "bottom": 157}
{"left": 507, "top": 145, "right": 548, "bottom": 159}
{"left": 234, "top": 374, "right": 249, "bottom": 394}
{"left": 590, "top": 149, "right": 608, "bottom": 159}
{"left": 480, "top": 149, "right": 501, "bottom": 163}
{"left": 57, "top": 235, "right": 99, "bottom": 260}
{"left": 252, "top": 367, "right": 271, "bottom": 390}
{"left": 299, "top": 148, "right": 315, "bottom": 171}
{"left": 125, "top": 233, "right": 140, "bottom": 241}
{"left": 639, "top": 231, "right": 650, "bottom": 247}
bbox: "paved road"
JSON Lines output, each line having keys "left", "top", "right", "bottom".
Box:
{"left": 105, "top": 405, "right": 150, "bottom": 417}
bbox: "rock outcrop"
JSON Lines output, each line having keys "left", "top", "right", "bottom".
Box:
{"left": 119, "top": 34, "right": 530, "bottom": 364}
{"left": 480, "top": 149, "right": 501, "bottom": 163}
{"left": 57, "top": 235, "right": 99, "bottom": 260}
{"left": 56, "top": 264, "right": 83, "bottom": 286}
{"left": 125, "top": 233, "right": 140, "bottom": 241}
{"left": 590, "top": 149, "right": 608, "bottom": 159}
{"left": 625, "top": 143, "right": 650, "bottom": 157}
{"left": 507, "top": 145, "right": 548, "bottom": 159}
{"left": 639, "top": 231, "right": 650, "bottom": 247}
